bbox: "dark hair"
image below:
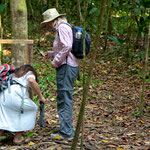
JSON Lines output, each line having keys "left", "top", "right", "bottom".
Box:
{"left": 13, "top": 64, "right": 38, "bottom": 82}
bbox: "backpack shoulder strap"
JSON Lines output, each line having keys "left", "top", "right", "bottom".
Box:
{"left": 62, "top": 22, "right": 72, "bottom": 29}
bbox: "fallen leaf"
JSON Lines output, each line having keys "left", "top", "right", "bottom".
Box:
{"left": 86, "top": 104, "right": 97, "bottom": 109}
{"left": 50, "top": 98, "right": 56, "bottom": 101}
{"left": 39, "top": 51, "right": 45, "bottom": 56}
{"left": 102, "top": 140, "right": 108, "bottom": 142}
{"left": 28, "top": 141, "right": 35, "bottom": 146}
{"left": 126, "top": 132, "right": 136, "bottom": 136}
{"left": 144, "top": 141, "right": 150, "bottom": 145}
{"left": 110, "top": 137, "right": 119, "bottom": 140}
{"left": 117, "top": 148, "right": 124, "bottom": 150}
{"left": 115, "top": 115, "right": 123, "bottom": 121}
{"left": 50, "top": 119, "right": 57, "bottom": 123}
{"left": 47, "top": 119, "right": 57, "bottom": 124}
{"left": 108, "top": 143, "right": 118, "bottom": 147}
{"left": 108, "top": 95, "right": 112, "bottom": 100}
{"left": 102, "top": 70, "right": 107, "bottom": 73}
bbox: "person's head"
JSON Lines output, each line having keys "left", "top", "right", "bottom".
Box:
{"left": 13, "top": 65, "right": 38, "bottom": 82}
{"left": 41, "top": 8, "right": 67, "bottom": 28}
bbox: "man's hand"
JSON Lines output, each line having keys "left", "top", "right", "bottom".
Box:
{"left": 44, "top": 52, "right": 48, "bottom": 59}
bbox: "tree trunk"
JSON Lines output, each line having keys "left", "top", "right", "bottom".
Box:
{"left": 76, "top": 0, "right": 84, "bottom": 81}
{"left": 77, "top": 0, "right": 83, "bottom": 24}
{"left": 80, "top": 1, "right": 88, "bottom": 148}
{"left": 56, "top": 0, "right": 58, "bottom": 10}
{"left": 139, "top": 24, "right": 150, "bottom": 116}
{"left": 104, "top": 0, "right": 111, "bottom": 51}
{"left": 27, "top": 0, "right": 33, "bottom": 18}
{"left": 71, "top": 0, "right": 107, "bottom": 149}
{"left": 0, "top": 15, "right": 3, "bottom": 65}
{"left": 10, "top": 0, "right": 28, "bottom": 67}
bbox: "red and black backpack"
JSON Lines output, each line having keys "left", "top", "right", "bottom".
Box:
{"left": 0, "top": 64, "right": 15, "bottom": 92}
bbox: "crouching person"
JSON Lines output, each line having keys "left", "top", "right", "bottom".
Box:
{"left": 0, "top": 65, "right": 46, "bottom": 144}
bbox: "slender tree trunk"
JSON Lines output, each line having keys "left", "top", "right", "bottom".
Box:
{"left": 104, "top": 0, "right": 111, "bottom": 51}
{"left": 56, "top": 0, "right": 58, "bottom": 10}
{"left": 76, "top": 0, "right": 85, "bottom": 81}
{"left": 126, "top": 11, "right": 131, "bottom": 65}
{"left": 77, "top": 0, "right": 83, "bottom": 24}
{"left": 27, "top": 0, "right": 33, "bottom": 18}
{"left": 80, "top": 1, "right": 88, "bottom": 149}
{"left": 71, "top": 0, "right": 107, "bottom": 149}
{"left": 135, "top": 15, "right": 141, "bottom": 48}
{"left": 3, "top": 0, "right": 8, "bottom": 23}
{"left": 0, "top": 15, "right": 3, "bottom": 65}
{"left": 10, "top": 0, "right": 28, "bottom": 67}
{"left": 38, "top": 0, "right": 43, "bottom": 21}
{"left": 126, "top": 0, "right": 135, "bottom": 64}
{"left": 139, "top": 24, "right": 150, "bottom": 116}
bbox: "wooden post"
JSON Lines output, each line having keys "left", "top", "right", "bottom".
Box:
{"left": 0, "top": 39, "right": 33, "bottom": 65}
{"left": 0, "top": 39, "right": 33, "bottom": 44}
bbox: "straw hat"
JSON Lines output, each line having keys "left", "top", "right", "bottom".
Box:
{"left": 41, "top": 8, "right": 66, "bottom": 24}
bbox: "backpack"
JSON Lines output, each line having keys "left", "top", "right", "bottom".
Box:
{"left": 0, "top": 64, "right": 14, "bottom": 93}
{"left": 64, "top": 23, "right": 91, "bottom": 59}
{"left": 0, "top": 64, "right": 25, "bottom": 114}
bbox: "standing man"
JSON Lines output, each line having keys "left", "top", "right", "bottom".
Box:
{"left": 41, "top": 8, "right": 78, "bottom": 139}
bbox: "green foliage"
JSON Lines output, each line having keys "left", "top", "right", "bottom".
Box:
{"left": 0, "top": 4, "right": 6, "bottom": 12}
{"left": 108, "top": 36, "right": 126, "bottom": 45}
{"left": 99, "top": 145, "right": 103, "bottom": 148}
{"left": 132, "top": 107, "right": 141, "bottom": 117}
{"left": 89, "top": 8, "right": 98, "bottom": 15}
{"left": 27, "top": 132, "right": 35, "bottom": 137}
{"left": 142, "top": 0, "right": 150, "bottom": 8}
{"left": 1, "top": 0, "right": 149, "bottom": 116}
{"left": 33, "top": 61, "right": 56, "bottom": 102}
{"left": 0, "top": 136, "right": 6, "bottom": 140}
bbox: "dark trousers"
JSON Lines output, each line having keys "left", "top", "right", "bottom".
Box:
{"left": 56, "top": 64, "right": 78, "bottom": 138}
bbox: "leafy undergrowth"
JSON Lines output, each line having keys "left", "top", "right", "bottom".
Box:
{"left": 0, "top": 43, "right": 150, "bottom": 150}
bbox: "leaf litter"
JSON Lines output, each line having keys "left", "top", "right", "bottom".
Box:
{"left": 0, "top": 44, "right": 150, "bottom": 150}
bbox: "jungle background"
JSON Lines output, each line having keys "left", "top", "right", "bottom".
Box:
{"left": 0, "top": 0, "right": 150, "bottom": 149}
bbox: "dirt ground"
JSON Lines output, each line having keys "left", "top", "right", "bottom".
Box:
{"left": 0, "top": 51, "right": 150, "bottom": 150}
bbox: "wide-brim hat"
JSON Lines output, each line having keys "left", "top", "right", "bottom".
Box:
{"left": 41, "top": 8, "right": 66, "bottom": 25}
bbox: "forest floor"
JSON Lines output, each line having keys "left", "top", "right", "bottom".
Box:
{"left": 0, "top": 42, "right": 150, "bottom": 150}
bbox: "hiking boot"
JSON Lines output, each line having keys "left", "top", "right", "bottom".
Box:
{"left": 50, "top": 133, "right": 73, "bottom": 140}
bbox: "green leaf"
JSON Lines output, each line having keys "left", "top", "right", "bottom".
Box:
{"left": 0, "top": 136, "right": 6, "bottom": 140}
{"left": 89, "top": 8, "right": 98, "bottom": 14}
{"left": 108, "top": 36, "right": 125, "bottom": 45}
{"left": 99, "top": 81, "right": 103, "bottom": 85}
{"left": 27, "top": 132, "right": 35, "bottom": 137}
{"left": 0, "top": 4, "right": 6, "bottom": 12}
{"left": 108, "top": 36, "right": 120, "bottom": 44}
{"left": 135, "top": 8, "right": 141, "bottom": 14}
{"left": 147, "top": 79, "right": 150, "bottom": 83}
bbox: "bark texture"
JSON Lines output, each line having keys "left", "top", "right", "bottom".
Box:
{"left": 10, "top": 0, "right": 28, "bottom": 67}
